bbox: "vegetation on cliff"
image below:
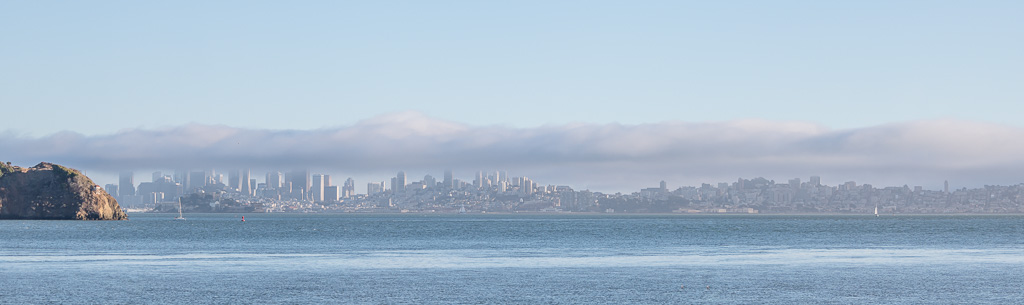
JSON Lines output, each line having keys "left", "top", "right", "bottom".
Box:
{"left": 0, "top": 162, "right": 127, "bottom": 220}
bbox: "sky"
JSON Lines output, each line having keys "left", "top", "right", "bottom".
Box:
{"left": 2, "top": 1, "right": 1023, "bottom": 192}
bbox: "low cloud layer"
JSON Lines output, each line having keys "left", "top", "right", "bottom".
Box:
{"left": 4, "top": 112, "right": 1024, "bottom": 192}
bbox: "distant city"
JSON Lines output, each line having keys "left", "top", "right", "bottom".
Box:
{"left": 107, "top": 169, "right": 1024, "bottom": 214}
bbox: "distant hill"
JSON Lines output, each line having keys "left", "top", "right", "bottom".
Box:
{"left": 0, "top": 162, "right": 127, "bottom": 220}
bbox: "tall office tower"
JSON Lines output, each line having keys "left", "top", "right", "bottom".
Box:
{"left": 789, "top": 178, "right": 801, "bottom": 189}
{"left": 323, "top": 175, "right": 332, "bottom": 189}
{"left": 500, "top": 171, "right": 509, "bottom": 184}
{"left": 367, "top": 182, "right": 382, "bottom": 195}
{"left": 266, "top": 171, "right": 283, "bottom": 189}
{"left": 176, "top": 169, "right": 190, "bottom": 191}
{"left": 188, "top": 171, "right": 207, "bottom": 193}
{"left": 390, "top": 177, "right": 397, "bottom": 191}
{"left": 660, "top": 180, "right": 668, "bottom": 191}
{"left": 522, "top": 177, "right": 534, "bottom": 195}
{"left": 395, "top": 171, "right": 407, "bottom": 192}
{"left": 174, "top": 169, "right": 187, "bottom": 183}
{"left": 443, "top": 170, "right": 454, "bottom": 188}
{"left": 810, "top": 176, "right": 821, "bottom": 187}
{"left": 324, "top": 186, "right": 340, "bottom": 202}
{"left": 228, "top": 170, "right": 240, "bottom": 191}
{"left": 240, "top": 169, "right": 252, "bottom": 196}
{"left": 945, "top": 180, "right": 950, "bottom": 193}
{"left": 310, "top": 174, "right": 325, "bottom": 202}
{"left": 423, "top": 175, "right": 436, "bottom": 189}
{"left": 152, "top": 171, "right": 163, "bottom": 182}
{"left": 286, "top": 170, "right": 310, "bottom": 200}
{"left": 105, "top": 184, "right": 119, "bottom": 196}
{"left": 343, "top": 178, "right": 355, "bottom": 198}
{"left": 494, "top": 171, "right": 503, "bottom": 186}
{"left": 119, "top": 171, "right": 135, "bottom": 197}
{"left": 210, "top": 169, "right": 221, "bottom": 185}
{"left": 475, "top": 171, "right": 484, "bottom": 189}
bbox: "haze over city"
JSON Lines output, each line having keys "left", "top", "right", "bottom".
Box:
{"left": 2, "top": 1, "right": 1023, "bottom": 192}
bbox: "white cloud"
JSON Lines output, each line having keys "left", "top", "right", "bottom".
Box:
{"left": 3, "top": 112, "right": 1024, "bottom": 192}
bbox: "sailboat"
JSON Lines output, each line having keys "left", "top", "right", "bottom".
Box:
{"left": 874, "top": 205, "right": 879, "bottom": 217}
{"left": 174, "top": 197, "right": 186, "bottom": 220}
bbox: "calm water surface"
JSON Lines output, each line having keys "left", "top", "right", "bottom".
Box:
{"left": 1, "top": 214, "right": 1022, "bottom": 304}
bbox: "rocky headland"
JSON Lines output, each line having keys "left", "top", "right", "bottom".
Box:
{"left": 0, "top": 162, "right": 127, "bottom": 220}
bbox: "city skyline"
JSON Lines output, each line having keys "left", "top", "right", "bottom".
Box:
{"left": 108, "top": 166, "right": 959, "bottom": 200}
{"left": 108, "top": 165, "right": 1024, "bottom": 215}
{"left": 3, "top": 112, "right": 1024, "bottom": 193}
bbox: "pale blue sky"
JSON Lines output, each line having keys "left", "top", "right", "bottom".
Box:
{"left": 3, "top": 1, "right": 1022, "bottom": 136}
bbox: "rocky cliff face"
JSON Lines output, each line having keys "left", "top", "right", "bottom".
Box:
{"left": 0, "top": 162, "right": 127, "bottom": 220}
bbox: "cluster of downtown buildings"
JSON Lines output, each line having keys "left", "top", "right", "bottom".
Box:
{"left": 107, "top": 169, "right": 1024, "bottom": 214}
{"left": 107, "top": 169, "right": 544, "bottom": 213}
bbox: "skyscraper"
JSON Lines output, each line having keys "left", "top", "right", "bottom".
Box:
{"left": 286, "top": 169, "right": 310, "bottom": 200}
{"left": 521, "top": 177, "right": 534, "bottom": 195}
{"left": 367, "top": 182, "right": 382, "bottom": 195}
{"left": 266, "top": 171, "right": 283, "bottom": 189}
{"left": 119, "top": 171, "right": 135, "bottom": 197}
{"left": 443, "top": 170, "right": 454, "bottom": 189}
{"left": 176, "top": 169, "right": 190, "bottom": 192}
{"left": 229, "top": 170, "right": 240, "bottom": 191}
{"left": 310, "top": 174, "right": 325, "bottom": 202}
{"left": 395, "top": 171, "right": 407, "bottom": 192}
{"left": 188, "top": 171, "right": 207, "bottom": 193}
{"left": 324, "top": 186, "right": 340, "bottom": 202}
{"left": 240, "top": 169, "right": 252, "bottom": 196}
{"left": 343, "top": 178, "right": 355, "bottom": 198}
{"left": 423, "top": 175, "right": 436, "bottom": 189}
{"left": 105, "top": 184, "right": 119, "bottom": 197}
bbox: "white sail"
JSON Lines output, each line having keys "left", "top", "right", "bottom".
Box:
{"left": 175, "top": 197, "right": 186, "bottom": 220}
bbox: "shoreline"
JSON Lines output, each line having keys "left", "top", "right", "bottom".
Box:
{"left": 133, "top": 211, "right": 1024, "bottom": 216}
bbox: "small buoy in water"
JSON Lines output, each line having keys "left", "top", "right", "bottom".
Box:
{"left": 706, "top": 285, "right": 710, "bottom": 290}
{"left": 241, "top": 216, "right": 245, "bottom": 222}
{"left": 680, "top": 285, "right": 685, "bottom": 289}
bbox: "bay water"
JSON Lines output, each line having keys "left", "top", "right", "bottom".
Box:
{"left": 1, "top": 214, "right": 1022, "bottom": 304}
